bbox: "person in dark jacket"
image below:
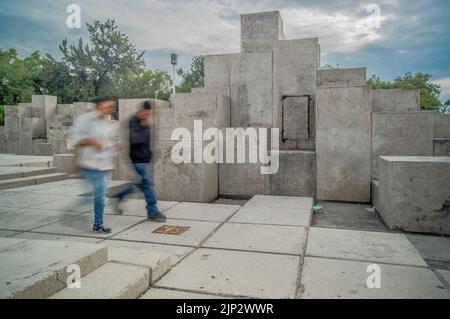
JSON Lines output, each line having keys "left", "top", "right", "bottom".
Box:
{"left": 114, "top": 101, "right": 167, "bottom": 222}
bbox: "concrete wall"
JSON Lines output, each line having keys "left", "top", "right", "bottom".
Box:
{"left": 241, "top": 11, "right": 285, "bottom": 53}
{"left": 0, "top": 127, "right": 6, "bottom": 153}
{"left": 434, "top": 139, "right": 450, "bottom": 156}
{"left": 317, "top": 68, "right": 366, "bottom": 88}
{"left": 4, "top": 106, "right": 19, "bottom": 154}
{"left": 204, "top": 54, "right": 237, "bottom": 94}
{"left": 433, "top": 114, "right": 450, "bottom": 138}
{"left": 372, "top": 113, "right": 434, "bottom": 178}
{"left": 371, "top": 89, "right": 420, "bottom": 113}
{"left": 265, "top": 151, "right": 316, "bottom": 197}
{"left": 378, "top": 156, "right": 450, "bottom": 235}
{"left": 316, "top": 86, "right": 372, "bottom": 203}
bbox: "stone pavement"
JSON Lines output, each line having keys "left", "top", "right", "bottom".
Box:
{"left": 1, "top": 180, "right": 450, "bottom": 299}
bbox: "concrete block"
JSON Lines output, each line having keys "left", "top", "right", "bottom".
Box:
{"left": 204, "top": 53, "right": 239, "bottom": 92}
{"left": 0, "top": 176, "right": 36, "bottom": 190}
{"left": 318, "top": 68, "right": 366, "bottom": 88}
{"left": 434, "top": 138, "right": 450, "bottom": 156}
{"left": 406, "top": 234, "right": 450, "bottom": 262}
{"left": 12, "top": 232, "right": 100, "bottom": 244}
{"left": 153, "top": 100, "right": 175, "bottom": 140}
{"left": 163, "top": 202, "right": 240, "bottom": 222}
{"left": 18, "top": 117, "right": 33, "bottom": 155}
{"left": 244, "top": 195, "right": 314, "bottom": 209}
{"left": 378, "top": 156, "right": 450, "bottom": 235}
{"left": 4, "top": 105, "right": 19, "bottom": 154}
{"left": 154, "top": 140, "right": 218, "bottom": 203}
{"left": 112, "top": 219, "right": 220, "bottom": 247}
{"left": 33, "top": 141, "right": 52, "bottom": 156}
{"left": 0, "top": 127, "right": 6, "bottom": 153}
{"left": 316, "top": 86, "right": 372, "bottom": 202}
{"left": 32, "top": 118, "right": 46, "bottom": 139}
{"left": 107, "top": 247, "right": 171, "bottom": 282}
{"left": 72, "top": 102, "right": 94, "bottom": 120}
{"left": 372, "top": 180, "right": 379, "bottom": 210}
{"left": 306, "top": 227, "right": 427, "bottom": 267}
{"left": 300, "top": 257, "right": 449, "bottom": 299}
{"left": 372, "top": 113, "right": 434, "bottom": 178}
{"left": 157, "top": 248, "right": 300, "bottom": 299}
{"left": 203, "top": 223, "right": 307, "bottom": 255}
{"left": 32, "top": 214, "right": 145, "bottom": 238}
{"left": 241, "top": 11, "right": 285, "bottom": 52}
{"left": 433, "top": 114, "right": 450, "bottom": 138}
{"left": 0, "top": 238, "right": 107, "bottom": 299}
{"left": 371, "top": 89, "right": 421, "bottom": 113}
{"left": 56, "top": 104, "right": 74, "bottom": 124}
{"left": 32, "top": 95, "right": 57, "bottom": 134}
{"left": 53, "top": 154, "right": 79, "bottom": 174}
{"left": 437, "top": 270, "right": 450, "bottom": 287}
{"left": 50, "top": 262, "right": 149, "bottom": 299}
{"left": 265, "top": 151, "right": 316, "bottom": 197}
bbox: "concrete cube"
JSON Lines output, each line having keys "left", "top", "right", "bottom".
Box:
{"left": 372, "top": 113, "right": 434, "bottom": 178}
{"left": 53, "top": 154, "right": 79, "bottom": 174}
{"left": 371, "top": 89, "right": 421, "bottom": 113}
{"left": 378, "top": 156, "right": 450, "bottom": 235}
{"left": 317, "top": 68, "right": 366, "bottom": 88}
{"left": 241, "top": 11, "right": 285, "bottom": 52}
{"left": 4, "top": 106, "right": 19, "bottom": 154}
{"left": 433, "top": 114, "right": 450, "bottom": 138}
{"left": 316, "top": 86, "right": 372, "bottom": 202}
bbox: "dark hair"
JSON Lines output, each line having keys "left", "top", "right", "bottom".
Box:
{"left": 142, "top": 101, "right": 152, "bottom": 110}
{"left": 91, "top": 96, "right": 116, "bottom": 107}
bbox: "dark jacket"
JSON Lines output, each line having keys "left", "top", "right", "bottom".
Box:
{"left": 129, "top": 115, "right": 152, "bottom": 163}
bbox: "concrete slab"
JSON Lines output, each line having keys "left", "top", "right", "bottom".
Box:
{"left": 157, "top": 248, "right": 300, "bottom": 298}
{"left": 213, "top": 198, "right": 249, "bottom": 206}
{"left": 245, "top": 195, "right": 314, "bottom": 209}
{"left": 49, "top": 262, "right": 149, "bottom": 299}
{"left": 141, "top": 288, "right": 226, "bottom": 299}
{"left": 437, "top": 270, "right": 450, "bottom": 286}
{"left": 0, "top": 208, "right": 82, "bottom": 231}
{"left": 0, "top": 238, "right": 107, "bottom": 299}
{"left": 12, "top": 232, "right": 100, "bottom": 243}
{"left": 306, "top": 228, "right": 427, "bottom": 267}
{"left": 317, "top": 68, "right": 366, "bottom": 88}
{"left": 107, "top": 247, "right": 171, "bottom": 282}
{"left": 31, "top": 196, "right": 94, "bottom": 212}
{"left": 104, "top": 199, "right": 179, "bottom": 217}
{"left": 0, "top": 154, "right": 53, "bottom": 167}
{"left": 163, "top": 202, "right": 240, "bottom": 222}
{"left": 0, "top": 166, "right": 57, "bottom": 180}
{"left": 112, "top": 219, "right": 220, "bottom": 247}
{"left": 312, "top": 201, "right": 388, "bottom": 233}
{"left": 101, "top": 240, "right": 193, "bottom": 266}
{"left": 299, "top": 257, "right": 449, "bottom": 299}
{"left": 407, "top": 234, "right": 450, "bottom": 262}
{"left": 0, "top": 230, "right": 20, "bottom": 237}
{"left": 32, "top": 214, "right": 145, "bottom": 238}
{"left": 0, "top": 192, "right": 67, "bottom": 208}
{"left": 203, "top": 223, "right": 307, "bottom": 255}
{"left": 230, "top": 206, "right": 312, "bottom": 227}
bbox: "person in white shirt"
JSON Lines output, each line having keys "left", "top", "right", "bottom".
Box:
{"left": 72, "top": 97, "right": 121, "bottom": 234}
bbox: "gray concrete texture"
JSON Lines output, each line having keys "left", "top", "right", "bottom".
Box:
{"left": 317, "top": 68, "right": 366, "bottom": 88}
{"left": 378, "top": 156, "right": 450, "bottom": 235}
{"left": 372, "top": 112, "right": 434, "bottom": 178}
{"left": 371, "top": 89, "right": 421, "bottom": 113}
{"left": 241, "top": 11, "right": 285, "bottom": 53}
{"left": 434, "top": 138, "right": 450, "bottom": 156}
{"left": 316, "top": 86, "right": 372, "bottom": 203}
{"left": 433, "top": 114, "right": 450, "bottom": 138}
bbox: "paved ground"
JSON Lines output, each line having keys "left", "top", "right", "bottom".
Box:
{"left": 0, "top": 178, "right": 449, "bottom": 298}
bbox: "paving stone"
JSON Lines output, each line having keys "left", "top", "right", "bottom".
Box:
{"left": 213, "top": 198, "right": 248, "bottom": 206}
{"left": 107, "top": 247, "right": 171, "bottom": 282}
{"left": 0, "top": 208, "right": 82, "bottom": 231}
{"left": 0, "top": 192, "right": 63, "bottom": 208}
{"left": 245, "top": 195, "right": 314, "bottom": 209}
{"left": 163, "top": 202, "right": 241, "bottom": 222}
{"left": 157, "top": 248, "right": 300, "bottom": 298}
{"left": 49, "top": 262, "right": 149, "bottom": 299}
{"left": 306, "top": 228, "right": 427, "bottom": 267}
{"left": 32, "top": 214, "right": 145, "bottom": 238}
{"left": 101, "top": 240, "right": 194, "bottom": 266}
{"left": 230, "top": 206, "right": 312, "bottom": 227}
{"left": 141, "top": 288, "right": 227, "bottom": 299}
{"left": 203, "top": 223, "right": 307, "bottom": 255}
{"left": 0, "top": 238, "right": 107, "bottom": 299}
{"left": 299, "top": 257, "right": 450, "bottom": 299}
{"left": 31, "top": 196, "right": 94, "bottom": 212}
{"left": 0, "top": 230, "right": 20, "bottom": 237}
{"left": 104, "top": 199, "right": 179, "bottom": 217}
{"left": 437, "top": 270, "right": 450, "bottom": 286}
{"left": 12, "top": 232, "right": 100, "bottom": 243}
{"left": 112, "top": 219, "right": 220, "bottom": 247}
{"left": 407, "top": 234, "right": 450, "bottom": 262}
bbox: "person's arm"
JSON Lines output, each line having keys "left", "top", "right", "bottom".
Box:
{"left": 129, "top": 118, "right": 147, "bottom": 145}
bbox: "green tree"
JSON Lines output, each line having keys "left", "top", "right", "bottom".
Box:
{"left": 176, "top": 55, "right": 205, "bottom": 93}
{"left": 368, "top": 72, "right": 442, "bottom": 109}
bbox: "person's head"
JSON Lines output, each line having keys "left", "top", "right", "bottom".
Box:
{"left": 137, "top": 100, "right": 153, "bottom": 120}
{"left": 91, "top": 97, "right": 116, "bottom": 117}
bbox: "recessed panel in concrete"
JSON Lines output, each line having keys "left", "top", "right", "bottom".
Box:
{"left": 32, "top": 214, "right": 145, "bottom": 238}
{"left": 203, "top": 223, "right": 307, "bottom": 255}
{"left": 163, "top": 202, "right": 240, "bottom": 222}
{"left": 306, "top": 228, "right": 427, "bottom": 267}
{"left": 158, "top": 248, "right": 300, "bottom": 298}
{"left": 299, "top": 257, "right": 449, "bottom": 299}
{"left": 112, "top": 219, "right": 220, "bottom": 247}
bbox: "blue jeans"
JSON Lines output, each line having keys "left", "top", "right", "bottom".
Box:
{"left": 83, "top": 169, "right": 107, "bottom": 226}
{"left": 115, "top": 163, "right": 160, "bottom": 217}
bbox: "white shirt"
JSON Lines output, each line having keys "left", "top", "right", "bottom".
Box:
{"left": 72, "top": 111, "right": 117, "bottom": 171}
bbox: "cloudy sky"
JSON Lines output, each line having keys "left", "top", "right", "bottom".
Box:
{"left": 1, "top": 0, "right": 449, "bottom": 101}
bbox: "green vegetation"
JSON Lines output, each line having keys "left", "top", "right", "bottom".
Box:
{"left": 176, "top": 55, "right": 205, "bottom": 93}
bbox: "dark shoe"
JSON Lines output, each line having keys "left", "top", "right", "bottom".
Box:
{"left": 93, "top": 224, "right": 112, "bottom": 234}
{"left": 148, "top": 213, "right": 167, "bottom": 223}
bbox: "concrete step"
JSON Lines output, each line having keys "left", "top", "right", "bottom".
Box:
{"left": 0, "top": 238, "right": 108, "bottom": 299}
{"left": 107, "top": 247, "right": 171, "bottom": 283}
{"left": 0, "top": 173, "right": 70, "bottom": 190}
{"left": 49, "top": 262, "right": 150, "bottom": 299}
{"left": 0, "top": 167, "right": 57, "bottom": 180}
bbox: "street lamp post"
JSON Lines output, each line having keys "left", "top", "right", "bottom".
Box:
{"left": 171, "top": 53, "right": 178, "bottom": 95}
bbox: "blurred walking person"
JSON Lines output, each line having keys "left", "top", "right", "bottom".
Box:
{"left": 72, "top": 97, "right": 120, "bottom": 234}
{"left": 114, "top": 101, "right": 166, "bottom": 222}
